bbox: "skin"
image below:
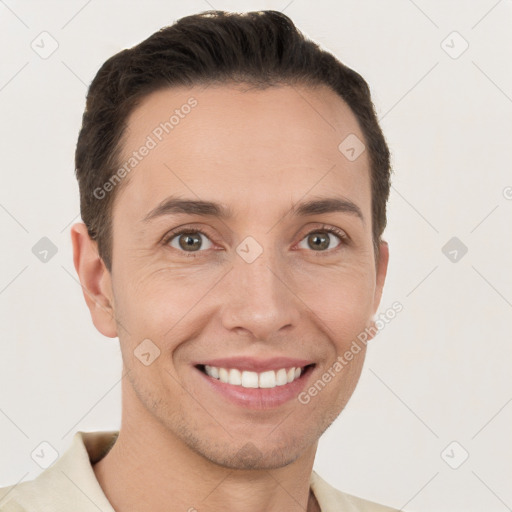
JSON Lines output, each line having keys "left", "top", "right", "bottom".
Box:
{"left": 71, "top": 82, "right": 389, "bottom": 512}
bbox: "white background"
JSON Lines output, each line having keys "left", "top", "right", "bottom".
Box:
{"left": 0, "top": 1, "right": 511, "bottom": 511}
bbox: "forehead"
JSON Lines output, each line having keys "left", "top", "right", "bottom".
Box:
{"left": 113, "top": 83, "right": 371, "bottom": 223}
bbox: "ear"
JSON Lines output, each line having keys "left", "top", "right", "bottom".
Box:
{"left": 373, "top": 240, "right": 389, "bottom": 313}
{"left": 70, "top": 222, "right": 118, "bottom": 338}
{"left": 367, "top": 240, "right": 389, "bottom": 339}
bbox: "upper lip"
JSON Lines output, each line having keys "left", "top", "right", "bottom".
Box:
{"left": 194, "top": 357, "right": 315, "bottom": 372}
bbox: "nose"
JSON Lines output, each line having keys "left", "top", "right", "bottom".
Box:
{"left": 220, "top": 250, "right": 302, "bottom": 340}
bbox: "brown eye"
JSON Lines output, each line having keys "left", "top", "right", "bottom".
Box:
{"left": 298, "top": 228, "right": 346, "bottom": 252}
{"left": 167, "top": 230, "right": 213, "bottom": 252}
{"left": 307, "top": 232, "right": 330, "bottom": 251}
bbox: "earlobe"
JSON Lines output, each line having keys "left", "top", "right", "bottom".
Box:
{"left": 70, "top": 223, "right": 118, "bottom": 338}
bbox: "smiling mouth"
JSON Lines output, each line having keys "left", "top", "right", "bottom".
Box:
{"left": 196, "top": 364, "right": 315, "bottom": 389}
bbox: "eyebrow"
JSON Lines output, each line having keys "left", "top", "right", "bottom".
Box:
{"left": 142, "top": 196, "right": 364, "bottom": 223}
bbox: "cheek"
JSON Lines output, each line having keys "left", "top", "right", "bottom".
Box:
{"left": 113, "top": 248, "right": 376, "bottom": 351}
{"left": 299, "top": 266, "right": 376, "bottom": 342}
{"left": 113, "top": 268, "right": 216, "bottom": 350}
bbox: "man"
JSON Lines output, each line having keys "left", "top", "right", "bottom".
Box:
{"left": 0, "top": 10, "right": 399, "bottom": 512}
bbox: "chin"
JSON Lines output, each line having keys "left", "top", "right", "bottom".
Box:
{"left": 204, "top": 443, "right": 305, "bottom": 471}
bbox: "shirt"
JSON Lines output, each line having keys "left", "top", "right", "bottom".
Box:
{"left": 0, "top": 431, "right": 400, "bottom": 511}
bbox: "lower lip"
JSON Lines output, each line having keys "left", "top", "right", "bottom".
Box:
{"left": 195, "top": 365, "right": 315, "bottom": 410}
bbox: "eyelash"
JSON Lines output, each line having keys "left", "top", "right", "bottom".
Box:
{"left": 161, "top": 225, "right": 349, "bottom": 257}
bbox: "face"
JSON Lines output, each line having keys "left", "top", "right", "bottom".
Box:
{"left": 85, "top": 83, "right": 388, "bottom": 470}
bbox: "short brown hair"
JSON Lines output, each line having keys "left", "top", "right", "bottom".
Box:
{"left": 75, "top": 10, "right": 392, "bottom": 271}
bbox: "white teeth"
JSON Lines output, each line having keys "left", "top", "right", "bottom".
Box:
{"left": 219, "top": 367, "right": 229, "bottom": 383}
{"left": 259, "top": 370, "right": 276, "bottom": 388}
{"left": 241, "top": 371, "right": 259, "bottom": 388}
{"left": 275, "top": 368, "right": 288, "bottom": 386}
{"left": 202, "top": 365, "right": 307, "bottom": 389}
{"left": 229, "top": 368, "right": 242, "bottom": 385}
